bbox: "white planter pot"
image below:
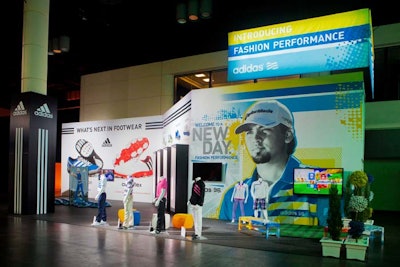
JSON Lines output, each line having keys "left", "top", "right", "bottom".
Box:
{"left": 344, "top": 236, "right": 369, "bottom": 261}
{"left": 320, "top": 237, "right": 344, "bottom": 258}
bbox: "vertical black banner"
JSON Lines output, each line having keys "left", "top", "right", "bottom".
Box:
{"left": 9, "top": 92, "right": 57, "bottom": 214}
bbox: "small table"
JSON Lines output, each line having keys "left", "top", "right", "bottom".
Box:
{"left": 238, "top": 216, "right": 280, "bottom": 239}
{"left": 238, "top": 216, "right": 260, "bottom": 231}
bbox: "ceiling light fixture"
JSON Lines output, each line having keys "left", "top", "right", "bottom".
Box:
{"left": 52, "top": 38, "right": 62, "bottom": 54}
{"left": 200, "top": 0, "right": 212, "bottom": 19}
{"left": 48, "top": 35, "right": 70, "bottom": 55}
{"left": 176, "top": 0, "right": 212, "bottom": 24}
{"left": 60, "top": 35, "right": 70, "bottom": 52}
{"left": 176, "top": 3, "right": 187, "bottom": 24}
{"left": 188, "top": 0, "right": 199, "bottom": 21}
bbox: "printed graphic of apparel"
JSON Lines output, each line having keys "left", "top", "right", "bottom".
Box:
{"left": 193, "top": 184, "right": 202, "bottom": 202}
{"left": 233, "top": 182, "right": 247, "bottom": 200}
{"left": 190, "top": 178, "right": 205, "bottom": 206}
{"left": 252, "top": 180, "right": 269, "bottom": 199}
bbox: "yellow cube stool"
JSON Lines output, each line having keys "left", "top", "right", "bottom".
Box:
{"left": 118, "top": 209, "right": 140, "bottom": 226}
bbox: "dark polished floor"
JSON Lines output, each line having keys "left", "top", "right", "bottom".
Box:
{"left": 0, "top": 196, "right": 398, "bottom": 267}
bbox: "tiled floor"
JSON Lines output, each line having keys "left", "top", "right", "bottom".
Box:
{"left": 0, "top": 197, "right": 398, "bottom": 267}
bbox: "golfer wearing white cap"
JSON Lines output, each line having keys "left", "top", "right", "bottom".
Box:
{"left": 219, "top": 99, "right": 324, "bottom": 226}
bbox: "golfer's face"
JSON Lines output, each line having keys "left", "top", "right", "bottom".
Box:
{"left": 244, "top": 124, "right": 284, "bottom": 164}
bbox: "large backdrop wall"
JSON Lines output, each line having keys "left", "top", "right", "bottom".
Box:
{"left": 62, "top": 71, "right": 365, "bottom": 226}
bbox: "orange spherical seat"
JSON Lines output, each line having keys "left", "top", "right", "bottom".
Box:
{"left": 172, "top": 213, "right": 194, "bottom": 229}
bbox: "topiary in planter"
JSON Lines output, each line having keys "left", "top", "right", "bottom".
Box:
{"left": 345, "top": 170, "right": 372, "bottom": 222}
{"left": 326, "top": 184, "right": 343, "bottom": 241}
{"left": 348, "top": 220, "right": 365, "bottom": 240}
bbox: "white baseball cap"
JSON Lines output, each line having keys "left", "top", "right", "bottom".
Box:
{"left": 235, "top": 100, "right": 294, "bottom": 134}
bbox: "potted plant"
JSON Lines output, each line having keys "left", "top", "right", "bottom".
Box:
{"left": 327, "top": 184, "right": 343, "bottom": 240}
{"left": 343, "top": 170, "right": 374, "bottom": 261}
{"left": 344, "top": 170, "right": 373, "bottom": 239}
{"left": 320, "top": 184, "right": 344, "bottom": 258}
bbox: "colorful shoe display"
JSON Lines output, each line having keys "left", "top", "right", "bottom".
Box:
{"left": 75, "top": 139, "right": 104, "bottom": 169}
{"left": 114, "top": 138, "right": 153, "bottom": 178}
{"left": 67, "top": 157, "right": 101, "bottom": 175}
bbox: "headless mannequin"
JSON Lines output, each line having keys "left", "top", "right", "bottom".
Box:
{"left": 231, "top": 180, "right": 248, "bottom": 222}
{"left": 152, "top": 177, "right": 167, "bottom": 234}
{"left": 122, "top": 176, "right": 134, "bottom": 229}
{"left": 188, "top": 177, "right": 205, "bottom": 239}
{"left": 250, "top": 177, "right": 269, "bottom": 222}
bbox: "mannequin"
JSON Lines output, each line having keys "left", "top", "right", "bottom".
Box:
{"left": 122, "top": 176, "right": 134, "bottom": 229}
{"left": 250, "top": 177, "right": 269, "bottom": 222}
{"left": 187, "top": 176, "right": 205, "bottom": 240}
{"left": 230, "top": 180, "right": 248, "bottom": 223}
{"left": 92, "top": 170, "right": 108, "bottom": 226}
{"left": 151, "top": 176, "right": 168, "bottom": 234}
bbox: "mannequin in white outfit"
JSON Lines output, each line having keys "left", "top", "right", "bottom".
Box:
{"left": 187, "top": 177, "right": 205, "bottom": 240}
{"left": 250, "top": 177, "right": 269, "bottom": 222}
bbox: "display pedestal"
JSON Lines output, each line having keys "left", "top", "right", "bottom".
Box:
{"left": 344, "top": 236, "right": 369, "bottom": 261}
{"left": 320, "top": 237, "right": 344, "bottom": 258}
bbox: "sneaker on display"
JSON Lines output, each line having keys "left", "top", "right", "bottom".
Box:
{"left": 67, "top": 157, "right": 100, "bottom": 175}
{"left": 75, "top": 139, "right": 104, "bottom": 169}
{"left": 91, "top": 221, "right": 101, "bottom": 226}
{"left": 114, "top": 138, "right": 153, "bottom": 178}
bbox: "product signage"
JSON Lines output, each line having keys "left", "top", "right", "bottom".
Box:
{"left": 227, "top": 9, "right": 373, "bottom": 86}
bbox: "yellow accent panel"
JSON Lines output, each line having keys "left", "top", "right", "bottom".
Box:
{"left": 268, "top": 201, "right": 316, "bottom": 212}
{"left": 270, "top": 216, "right": 318, "bottom": 226}
{"left": 229, "top": 9, "right": 370, "bottom": 45}
{"left": 295, "top": 147, "right": 343, "bottom": 167}
{"left": 293, "top": 217, "right": 318, "bottom": 226}
{"left": 309, "top": 204, "right": 317, "bottom": 213}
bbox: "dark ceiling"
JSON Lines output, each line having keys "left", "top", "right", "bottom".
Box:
{"left": 4, "top": 0, "right": 400, "bottom": 114}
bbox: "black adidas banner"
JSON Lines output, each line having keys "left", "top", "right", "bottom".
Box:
{"left": 9, "top": 92, "right": 58, "bottom": 215}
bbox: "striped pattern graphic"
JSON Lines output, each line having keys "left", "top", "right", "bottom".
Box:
{"left": 13, "top": 128, "right": 23, "bottom": 214}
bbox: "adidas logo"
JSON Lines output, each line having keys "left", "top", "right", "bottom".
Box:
{"left": 34, "top": 103, "right": 53, "bottom": 119}
{"left": 12, "top": 101, "right": 28, "bottom": 116}
{"left": 102, "top": 138, "right": 112, "bottom": 147}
